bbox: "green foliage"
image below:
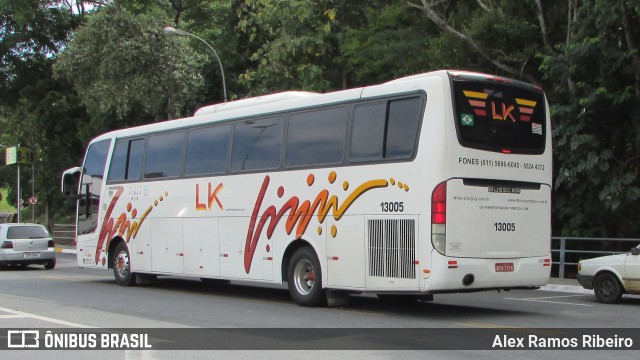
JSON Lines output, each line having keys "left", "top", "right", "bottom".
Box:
{"left": 112, "top": 1, "right": 240, "bottom": 104}
{"left": 541, "top": 0, "right": 640, "bottom": 236}
{"left": 341, "top": 3, "right": 431, "bottom": 84}
{"left": 1, "top": 0, "right": 86, "bottom": 226}
{"left": 54, "top": 3, "right": 207, "bottom": 136}
{"left": 0, "top": 187, "right": 16, "bottom": 212}
{"left": 237, "top": 0, "right": 376, "bottom": 93}
{"left": 1, "top": 0, "right": 78, "bottom": 104}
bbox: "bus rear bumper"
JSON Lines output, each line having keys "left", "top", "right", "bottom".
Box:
{"left": 425, "top": 252, "right": 551, "bottom": 292}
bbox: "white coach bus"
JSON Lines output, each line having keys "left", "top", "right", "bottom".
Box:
{"left": 62, "top": 70, "right": 552, "bottom": 306}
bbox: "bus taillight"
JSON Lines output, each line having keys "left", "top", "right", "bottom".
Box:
{"left": 431, "top": 182, "right": 447, "bottom": 224}
{"left": 431, "top": 182, "right": 447, "bottom": 255}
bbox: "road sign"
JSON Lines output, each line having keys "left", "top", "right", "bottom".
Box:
{"left": 29, "top": 197, "right": 38, "bottom": 205}
{"left": 5, "top": 146, "right": 35, "bottom": 165}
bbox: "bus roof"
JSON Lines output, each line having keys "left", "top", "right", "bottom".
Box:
{"left": 194, "top": 91, "right": 318, "bottom": 116}
{"left": 87, "top": 70, "right": 520, "bottom": 144}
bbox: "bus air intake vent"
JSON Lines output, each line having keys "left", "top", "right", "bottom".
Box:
{"left": 368, "top": 219, "right": 416, "bottom": 279}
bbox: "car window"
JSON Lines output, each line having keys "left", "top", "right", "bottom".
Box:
{"left": 7, "top": 226, "right": 50, "bottom": 239}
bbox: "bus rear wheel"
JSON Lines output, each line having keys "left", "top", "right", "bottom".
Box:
{"left": 287, "top": 247, "right": 325, "bottom": 307}
{"left": 113, "top": 242, "right": 135, "bottom": 286}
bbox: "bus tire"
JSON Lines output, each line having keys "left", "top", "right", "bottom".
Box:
{"left": 287, "top": 247, "right": 325, "bottom": 307}
{"left": 113, "top": 242, "right": 136, "bottom": 286}
{"left": 594, "top": 272, "right": 623, "bottom": 304}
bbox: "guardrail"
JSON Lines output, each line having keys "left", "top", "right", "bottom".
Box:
{"left": 53, "top": 223, "right": 76, "bottom": 246}
{"left": 551, "top": 237, "right": 640, "bottom": 279}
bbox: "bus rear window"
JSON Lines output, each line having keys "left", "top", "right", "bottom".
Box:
{"left": 452, "top": 77, "right": 546, "bottom": 154}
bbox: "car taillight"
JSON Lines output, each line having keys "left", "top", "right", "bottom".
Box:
{"left": 1, "top": 241, "right": 14, "bottom": 249}
{"left": 431, "top": 182, "right": 447, "bottom": 255}
{"left": 48, "top": 239, "right": 55, "bottom": 248}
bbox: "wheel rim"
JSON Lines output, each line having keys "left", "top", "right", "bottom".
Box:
{"left": 115, "top": 250, "right": 130, "bottom": 279}
{"left": 293, "top": 259, "right": 315, "bottom": 296}
{"left": 598, "top": 279, "right": 614, "bottom": 298}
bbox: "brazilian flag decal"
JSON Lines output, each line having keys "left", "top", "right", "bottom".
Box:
{"left": 461, "top": 113, "right": 474, "bottom": 126}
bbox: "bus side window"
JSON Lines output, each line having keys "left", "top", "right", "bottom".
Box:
{"left": 185, "top": 125, "right": 230, "bottom": 176}
{"left": 144, "top": 132, "right": 185, "bottom": 178}
{"left": 350, "top": 102, "right": 386, "bottom": 161}
{"left": 385, "top": 97, "right": 422, "bottom": 159}
{"left": 286, "top": 107, "right": 348, "bottom": 167}
{"left": 231, "top": 117, "right": 284, "bottom": 172}
{"left": 108, "top": 139, "right": 145, "bottom": 182}
{"left": 350, "top": 96, "right": 422, "bottom": 162}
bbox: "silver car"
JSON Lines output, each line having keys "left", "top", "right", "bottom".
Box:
{"left": 0, "top": 223, "right": 56, "bottom": 269}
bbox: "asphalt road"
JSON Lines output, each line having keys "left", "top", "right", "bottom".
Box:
{"left": 1, "top": 252, "right": 638, "bottom": 359}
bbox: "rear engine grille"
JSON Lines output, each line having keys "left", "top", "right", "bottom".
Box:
{"left": 368, "top": 219, "right": 416, "bottom": 279}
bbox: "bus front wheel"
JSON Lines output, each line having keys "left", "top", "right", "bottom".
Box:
{"left": 113, "top": 242, "right": 135, "bottom": 286}
{"left": 287, "top": 247, "right": 325, "bottom": 307}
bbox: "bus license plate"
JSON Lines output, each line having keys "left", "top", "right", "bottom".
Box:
{"left": 24, "top": 252, "right": 41, "bottom": 259}
{"left": 495, "top": 263, "right": 514, "bottom": 272}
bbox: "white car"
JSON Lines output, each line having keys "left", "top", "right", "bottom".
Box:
{"left": 577, "top": 244, "right": 640, "bottom": 303}
{"left": 0, "top": 223, "right": 56, "bottom": 269}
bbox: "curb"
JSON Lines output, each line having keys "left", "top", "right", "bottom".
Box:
{"left": 55, "top": 247, "right": 77, "bottom": 254}
{"left": 538, "top": 283, "right": 593, "bottom": 295}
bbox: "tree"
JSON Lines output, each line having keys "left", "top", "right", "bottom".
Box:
{"left": 237, "top": 0, "right": 378, "bottom": 94}
{"left": 540, "top": 0, "right": 640, "bottom": 236}
{"left": 54, "top": 3, "right": 207, "bottom": 138}
{"left": 406, "top": 0, "right": 546, "bottom": 83}
{"left": 114, "top": 1, "right": 241, "bottom": 104}
{"left": 341, "top": 2, "right": 463, "bottom": 85}
{"left": 405, "top": 0, "right": 640, "bottom": 237}
{"left": 1, "top": 0, "right": 88, "bottom": 225}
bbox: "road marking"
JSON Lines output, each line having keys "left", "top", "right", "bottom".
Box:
{"left": 36, "top": 274, "right": 107, "bottom": 282}
{"left": 0, "top": 306, "right": 94, "bottom": 328}
{"left": 457, "top": 322, "right": 519, "bottom": 329}
{"left": 457, "top": 323, "right": 567, "bottom": 336}
{"left": 525, "top": 295, "right": 585, "bottom": 300}
{"left": 519, "top": 294, "right": 587, "bottom": 300}
{"left": 0, "top": 314, "right": 27, "bottom": 319}
{"left": 332, "top": 307, "right": 386, "bottom": 317}
{"left": 504, "top": 296, "right": 593, "bottom": 307}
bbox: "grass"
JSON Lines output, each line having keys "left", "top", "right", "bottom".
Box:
{"left": 0, "top": 188, "right": 17, "bottom": 213}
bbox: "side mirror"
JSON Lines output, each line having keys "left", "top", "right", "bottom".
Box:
{"left": 61, "top": 167, "right": 82, "bottom": 197}
{"left": 631, "top": 247, "right": 640, "bottom": 256}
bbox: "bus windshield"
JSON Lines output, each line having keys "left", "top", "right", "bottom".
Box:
{"left": 451, "top": 75, "right": 546, "bottom": 154}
